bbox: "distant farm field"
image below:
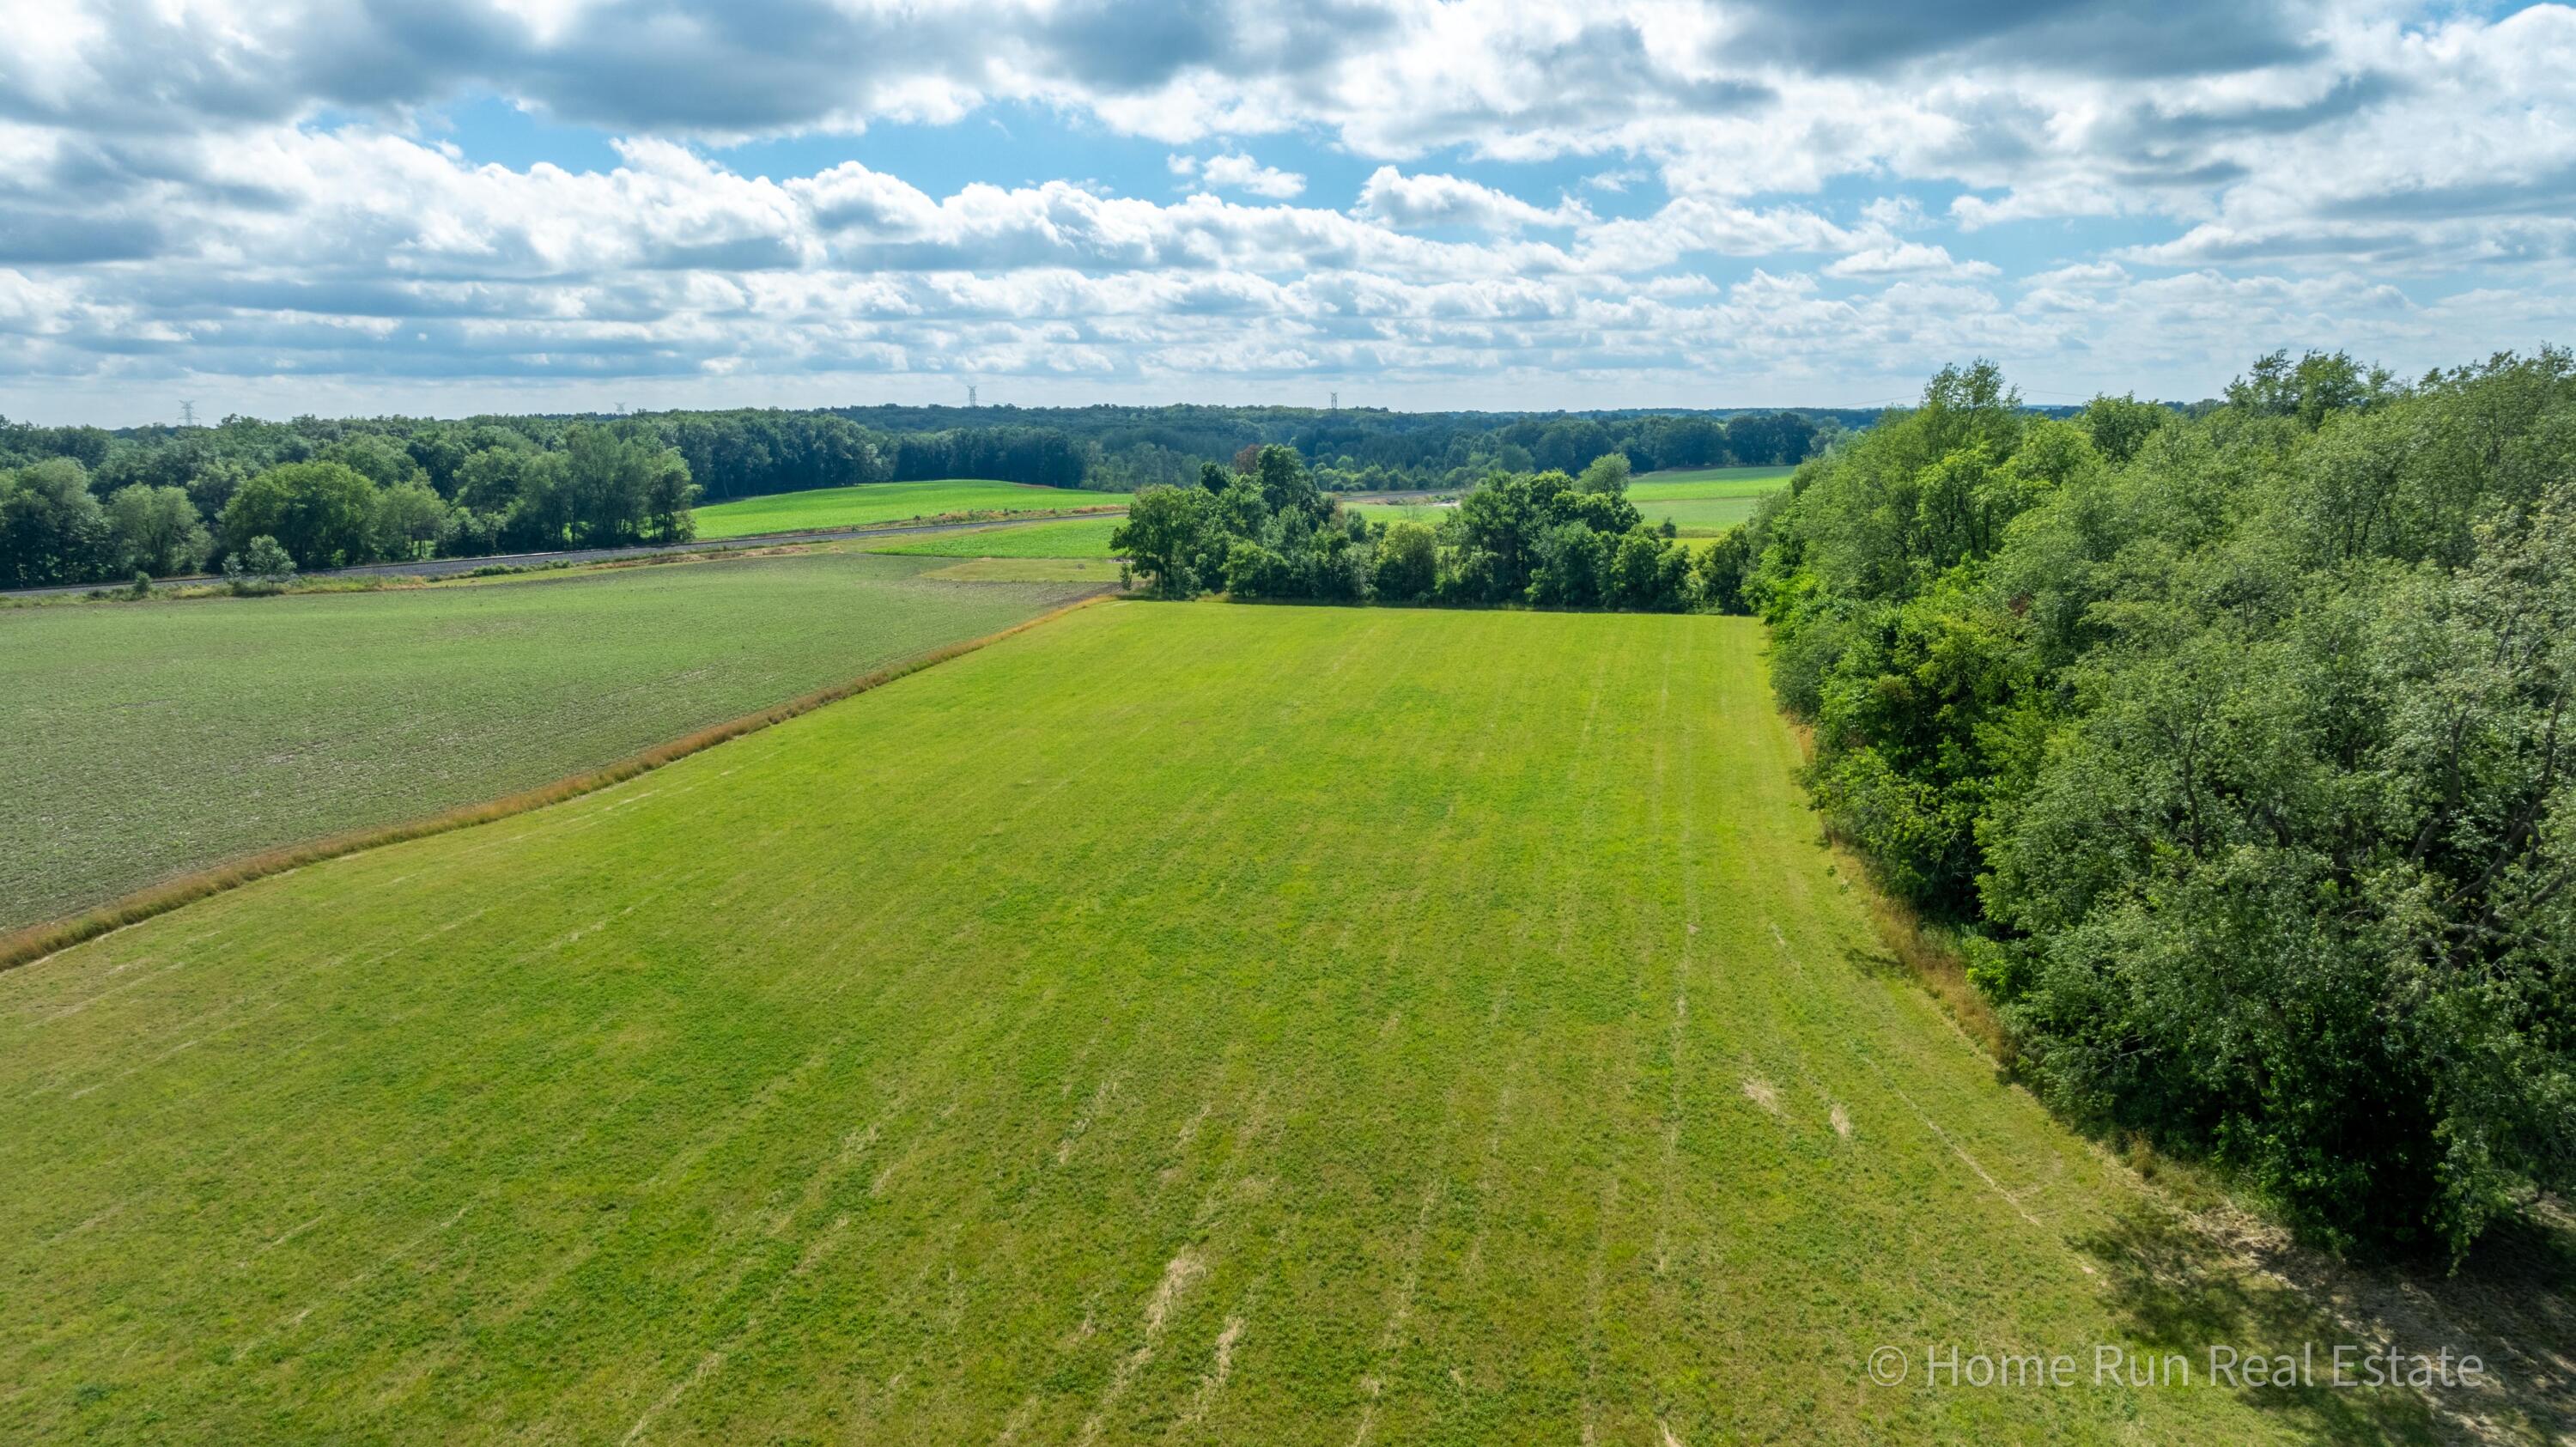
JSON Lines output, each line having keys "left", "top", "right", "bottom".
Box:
{"left": 693, "top": 480, "right": 1130, "bottom": 539}
{"left": 0, "top": 603, "right": 2458, "bottom": 1444}
{"left": 1627, "top": 465, "right": 1798, "bottom": 496}
{"left": 918, "top": 556, "right": 1127, "bottom": 584}
{"left": 1346, "top": 501, "right": 1454, "bottom": 525}
{"left": 865, "top": 514, "right": 1125, "bottom": 559}
{"left": 0, "top": 553, "right": 1103, "bottom": 931}
{"left": 1340, "top": 469, "right": 1793, "bottom": 536}
{"left": 1629, "top": 466, "right": 1795, "bottom": 535}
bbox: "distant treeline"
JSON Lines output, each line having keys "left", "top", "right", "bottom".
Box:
{"left": 0, "top": 416, "right": 697, "bottom": 588}
{"left": 1743, "top": 350, "right": 2576, "bottom": 1260}
{"left": 829, "top": 401, "right": 1884, "bottom": 492}
{"left": 0, "top": 400, "right": 1892, "bottom": 589}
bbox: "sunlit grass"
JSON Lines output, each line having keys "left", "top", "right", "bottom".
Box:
{"left": 0, "top": 552, "right": 1100, "bottom": 930}
{"left": 0, "top": 604, "right": 2421, "bottom": 1444}
{"left": 864, "top": 515, "right": 1126, "bottom": 559}
{"left": 693, "top": 480, "right": 1130, "bottom": 539}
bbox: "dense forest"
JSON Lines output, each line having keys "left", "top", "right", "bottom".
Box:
{"left": 1743, "top": 350, "right": 2576, "bottom": 1259}
{"left": 0, "top": 402, "right": 1864, "bottom": 589}
{"left": 0, "top": 416, "right": 700, "bottom": 588}
{"left": 835, "top": 401, "right": 1876, "bottom": 492}
{"left": 1114, "top": 448, "right": 1714, "bottom": 609}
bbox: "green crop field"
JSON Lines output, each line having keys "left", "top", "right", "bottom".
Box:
{"left": 918, "top": 556, "right": 1127, "bottom": 584}
{"left": 1339, "top": 471, "right": 1791, "bottom": 537}
{"left": 693, "top": 481, "right": 1131, "bottom": 539}
{"left": 2, "top": 602, "right": 2488, "bottom": 1444}
{"left": 0, "top": 553, "right": 1103, "bottom": 933}
{"left": 1628, "top": 467, "right": 1796, "bottom": 535}
{"left": 1346, "top": 501, "right": 1455, "bottom": 526}
{"left": 1628, "top": 465, "right": 1798, "bottom": 497}
{"left": 864, "top": 514, "right": 1125, "bottom": 559}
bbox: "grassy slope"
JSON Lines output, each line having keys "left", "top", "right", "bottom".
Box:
{"left": 864, "top": 514, "right": 1125, "bottom": 559}
{"left": 694, "top": 480, "right": 1131, "bottom": 539}
{"left": 0, "top": 604, "right": 2439, "bottom": 1444}
{"left": 0, "top": 552, "right": 1101, "bottom": 931}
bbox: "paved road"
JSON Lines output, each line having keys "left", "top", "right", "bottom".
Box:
{"left": 0, "top": 510, "right": 1127, "bottom": 601}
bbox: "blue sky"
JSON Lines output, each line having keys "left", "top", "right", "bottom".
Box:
{"left": 4, "top": 0, "right": 2574, "bottom": 424}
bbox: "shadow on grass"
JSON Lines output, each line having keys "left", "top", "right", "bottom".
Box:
{"left": 1794, "top": 710, "right": 2576, "bottom": 1442}
{"left": 2084, "top": 1197, "right": 2576, "bottom": 1444}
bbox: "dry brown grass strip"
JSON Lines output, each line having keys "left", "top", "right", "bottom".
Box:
{"left": 1, "top": 593, "right": 1115, "bottom": 974}
{"left": 1782, "top": 714, "right": 2014, "bottom": 1062}
{"left": 1844, "top": 866, "right": 2012, "bottom": 1063}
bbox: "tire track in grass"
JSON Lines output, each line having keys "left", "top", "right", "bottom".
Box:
{"left": 581, "top": 988, "right": 1027, "bottom": 1444}
{"left": 1021, "top": 626, "right": 1340, "bottom": 1439}
{"left": 1649, "top": 641, "right": 1695, "bottom": 1279}
{"left": 1052, "top": 1073, "right": 1278, "bottom": 1444}
{"left": 1329, "top": 612, "right": 1525, "bottom": 1432}
{"left": 619, "top": 1213, "right": 856, "bottom": 1446}
{"left": 71, "top": 900, "right": 499, "bottom": 1095}
{"left": 665, "top": 741, "right": 1267, "bottom": 1442}
{"left": 474, "top": 865, "right": 1036, "bottom": 1421}
{"left": 153, "top": 875, "right": 747, "bottom": 1380}
{"left": 1643, "top": 625, "right": 1712, "bottom": 1443}
{"left": 1392, "top": 613, "right": 1561, "bottom": 1433}
{"left": 1047, "top": 609, "right": 1469, "bottom": 1444}
{"left": 11, "top": 885, "right": 581, "bottom": 1302}
{"left": 1763, "top": 901, "right": 2067, "bottom": 1255}
{"left": 1076, "top": 1248, "right": 1211, "bottom": 1447}
{"left": 1577, "top": 1067, "right": 1625, "bottom": 1447}
{"left": 1568, "top": 630, "right": 1662, "bottom": 1445}
{"left": 64, "top": 865, "right": 694, "bottom": 1207}
{"left": 1170, "top": 1306, "right": 1249, "bottom": 1435}
{"left": 234, "top": 1199, "right": 479, "bottom": 1365}
{"left": 1345, "top": 1077, "right": 1467, "bottom": 1447}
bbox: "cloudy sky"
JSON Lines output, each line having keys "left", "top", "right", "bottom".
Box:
{"left": 4, "top": 0, "right": 2573, "bottom": 425}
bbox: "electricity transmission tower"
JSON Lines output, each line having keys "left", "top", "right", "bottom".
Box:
{"left": 969, "top": 384, "right": 978, "bottom": 408}
{"left": 179, "top": 400, "right": 197, "bottom": 428}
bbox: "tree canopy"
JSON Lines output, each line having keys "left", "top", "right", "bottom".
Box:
{"left": 1114, "top": 444, "right": 1721, "bottom": 614}
{"left": 1747, "top": 349, "right": 2576, "bottom": 1258}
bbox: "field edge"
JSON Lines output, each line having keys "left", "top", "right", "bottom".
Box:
{"left": 0, "top": 591, "right": 1115, "bottom": 974}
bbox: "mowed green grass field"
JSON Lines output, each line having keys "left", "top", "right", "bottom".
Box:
{"left": 0, "top": 552, "right": 1103, "bottom": 932}
{"left": 1342, "top": 469, "right": 1792, "bottom": 536}
{"left": 864, "top": 514, "right": 1124, "bottom": 559}
{"left": 693, "top": 480, "right": 1130, "bottom": 539}
{"left": 1628, "top": 466, "right": 1795, "bottom": 535}
{"left": 0, "top": 604, "right": 2450, "bottom": 1444}
{"left": 1346, "top": 501, "right": 1454, "bottom": 526}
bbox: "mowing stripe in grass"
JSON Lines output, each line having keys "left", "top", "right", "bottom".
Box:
{"left": 0, "top": 593, "right": 1114, "bottom": 976}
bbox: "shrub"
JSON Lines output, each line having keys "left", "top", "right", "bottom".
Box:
{"left": 223, "top": 535, "right": 297, "bottom": 595}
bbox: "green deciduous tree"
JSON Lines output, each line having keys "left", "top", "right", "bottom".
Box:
{"left": 222, "top": 460, "right": 379, "bottom": 568}
{"left": 105, "top": 484, "right": 212, "bottom": 576}
{"left": 1577, "top": 451, "right": 1632, "bottom": 495}
{"left": 1372, "top": 520, "right": 1437, "bottom": 601}
{"left": 1109, "top": 485, "right": 1210, "bottom": 597}
{"left": 370, "top": 480, "right": 457, "bottom": 561}
{"left": 1755, "top": 348, "right": 2576, "bottom": 1259}
{"left": 0, "top": 459, "right": 114, "bottom": 587}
